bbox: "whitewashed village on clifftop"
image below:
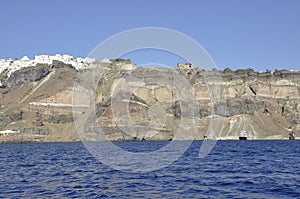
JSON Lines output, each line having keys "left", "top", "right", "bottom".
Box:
{"left": 0, "top": 54, "right": 97, "bottom": 79}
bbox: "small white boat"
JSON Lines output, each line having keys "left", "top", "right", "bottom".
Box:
{"left": 239, "top": 130, "right": 247, "bottom": 140}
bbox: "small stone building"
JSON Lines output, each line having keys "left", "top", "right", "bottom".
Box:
{"left": 177, "top": 63, "right": 195, "bottom": 75}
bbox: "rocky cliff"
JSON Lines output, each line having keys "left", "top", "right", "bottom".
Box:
{"left": 0, "top": 59, "right": 299, "bottom": 143}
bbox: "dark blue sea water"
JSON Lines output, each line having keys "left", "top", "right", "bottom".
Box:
{"left": 0, "top": 141, "right": 299, "bottom": 198}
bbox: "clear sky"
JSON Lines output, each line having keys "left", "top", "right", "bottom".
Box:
{"left": 1, "top": 0, "right": 300, "bottom": 71}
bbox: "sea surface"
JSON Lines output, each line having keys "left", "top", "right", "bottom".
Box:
{"left": 0, "top": 141, "right": 299, "bottom": 198}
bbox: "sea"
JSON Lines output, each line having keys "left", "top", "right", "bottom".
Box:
{"left": 0, "top": 141, "right": 299, "bottom": 198}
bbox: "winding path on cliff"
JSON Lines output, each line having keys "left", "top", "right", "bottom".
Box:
{"left": 18, "top": 69, "right": 56, "bottom": 104}
{"left": 1, "top": 69, "right": 56, "bottom": 114}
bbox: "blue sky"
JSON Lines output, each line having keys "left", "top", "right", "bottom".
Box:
{"left": 1, "top": 0, "right": 300, "bottom": 71}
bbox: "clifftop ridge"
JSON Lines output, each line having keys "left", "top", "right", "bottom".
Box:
{"left": 0, "top": 57, "right": 299, "bottom": 143}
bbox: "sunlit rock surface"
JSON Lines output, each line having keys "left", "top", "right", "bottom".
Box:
{"left": 0, "top": 57, "right": 299, "bottom": 143}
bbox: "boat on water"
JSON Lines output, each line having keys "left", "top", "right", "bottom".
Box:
{"left": 289, "top": 132, "right": 295, "bottom": 140}
{"left": 239, "top": 130, "right": 247, "bottom": 140}
{"left": 287, "top": 127, "right": 296, "bottom": 140}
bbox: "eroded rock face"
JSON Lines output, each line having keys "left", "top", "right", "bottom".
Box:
{"left": 214, "top": 99, "right": 265, "bottom": 117}
{"left": 5, "top": 64, "right": 51, "bottom": 89}
{"left": 0, "top": 111, "right": 23, "bottom": 128}
{"left": 0, "top": 59, "right": 299, "bottom": 143}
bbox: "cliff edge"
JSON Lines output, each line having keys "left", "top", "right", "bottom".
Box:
{"left": 0, "top": 57, "right": 299, "bottom": 143}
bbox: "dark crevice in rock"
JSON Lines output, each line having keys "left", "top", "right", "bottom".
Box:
{"left": 249, "top": 85, "right": 257, "bottom": 95}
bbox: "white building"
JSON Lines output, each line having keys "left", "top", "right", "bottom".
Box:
{"left": 20, "top": 56, "right": 30, "bottom": 61}
{"left": 84, "top": 57, "right": 96, "bottom": 64}
{"left": 0, "top": 130, "right": 19, "bottom": 136}
{"left": 35, "top": 55, "right": 52, "bottom": 65}
{"left": 0, "top": 62, "right": 8, "bottom": 75}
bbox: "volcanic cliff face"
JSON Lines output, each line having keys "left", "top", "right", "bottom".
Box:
{"left": 0, "top": 59, "right": 299, "bottom": 143}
